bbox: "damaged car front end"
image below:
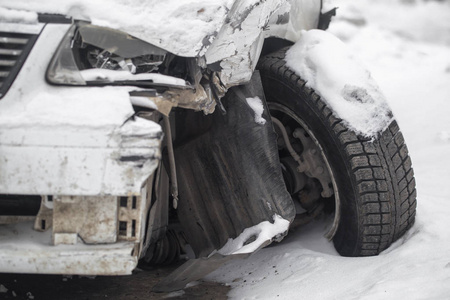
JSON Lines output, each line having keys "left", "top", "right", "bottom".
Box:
{"left": 0, "top": 0, "right": 418, "bottom": 293}
{"left": 0, "top": 0, "right": 323, "bottom": 280}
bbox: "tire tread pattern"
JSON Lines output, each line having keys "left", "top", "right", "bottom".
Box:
{"left": 258, "top": 48, "right": 417, "bottom": 256}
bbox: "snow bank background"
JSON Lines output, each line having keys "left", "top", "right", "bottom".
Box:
{"left": 207, "top": 0, "right": 450, "bottom": 299}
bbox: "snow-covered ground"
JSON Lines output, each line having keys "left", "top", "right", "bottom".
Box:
{"left": 207, "top": 0, "right": 450, "bottom": 299}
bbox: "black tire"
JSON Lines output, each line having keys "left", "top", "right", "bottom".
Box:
{"left": 258, "top": 48, "right": 417, "bottom": 256}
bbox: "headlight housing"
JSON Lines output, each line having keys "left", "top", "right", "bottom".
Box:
{"left": 46, "top": 22, "right": 190, "bottom": 89}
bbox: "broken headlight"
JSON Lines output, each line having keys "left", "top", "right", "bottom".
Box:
{"left": 47, "top": 22, "right": 189, "bottom": 88}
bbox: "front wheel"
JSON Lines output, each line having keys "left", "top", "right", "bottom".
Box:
{"left": 258, "top": 49, "right": 417, "bottom": 256}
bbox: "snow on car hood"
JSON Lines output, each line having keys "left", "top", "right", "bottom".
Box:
{"left": 0, "top": 0, "right": 236, "bottom": 56}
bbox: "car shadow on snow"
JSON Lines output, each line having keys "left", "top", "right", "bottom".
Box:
{"left": 0, "top": 264, "right": 230, "bottom": 300}
{"left": 279, "top": 216, "right": 340, "bottom": 256}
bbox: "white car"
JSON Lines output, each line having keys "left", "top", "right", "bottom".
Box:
{"left": 0, "top": 0, "right": 416, "bottom": 291}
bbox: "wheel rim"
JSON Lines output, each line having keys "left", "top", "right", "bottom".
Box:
{"left": 269, "top": 102, "right": 341, "bottom": 239}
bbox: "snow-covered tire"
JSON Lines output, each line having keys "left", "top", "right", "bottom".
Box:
{"left": 258, "top": 48, "right": 417, "bottom": 256}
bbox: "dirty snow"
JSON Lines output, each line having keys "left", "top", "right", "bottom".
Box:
{"left": 245, "top": 97, "right": 267, "bottom": 125}
{"left": 218, "top": 215, "right": 289, "bottom": 255}
{"left": 285, "top": 29, "right": 393, "bottom": 138}
{"left": 163, "top": 290, "right": 185, "bottom": 298}
{"left": 207, "top": 0, "right": 450, "bottom": 299}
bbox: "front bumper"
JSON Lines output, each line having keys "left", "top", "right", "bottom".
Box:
{"left": 0, "top": 23, "right": 163, "bottom": 275}
{"left": 0, "top": 222, "right": 137, "bottom": 275}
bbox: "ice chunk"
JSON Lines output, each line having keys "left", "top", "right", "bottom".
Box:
{"left": 246, "top": 96, "right": 266, "bottom": 125}
{"left": 218, "top": 215, "right": 289, "bottom": 255}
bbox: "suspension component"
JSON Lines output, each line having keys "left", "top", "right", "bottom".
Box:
{"left": 272, "top": 117, "right": 334, "bottom": 200}
{"left": 292, "top": 128, "right": 333, "bottom": 198}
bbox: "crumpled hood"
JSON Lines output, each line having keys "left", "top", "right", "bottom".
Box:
{"left": 0, "top": 0, "right": 235, "bottom": 56}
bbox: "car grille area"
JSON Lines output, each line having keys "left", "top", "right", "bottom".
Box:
{"left": 0, "top": 31, "right": 38, "bottom": 99}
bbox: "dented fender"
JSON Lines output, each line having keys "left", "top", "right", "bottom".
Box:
{"left": 205, "top": 0, "right": 321, "bottom": 87}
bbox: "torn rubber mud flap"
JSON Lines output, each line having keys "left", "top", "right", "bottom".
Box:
{"left": 152, "top": 240, "right": 270, "bottom": 293}
{"left": 157, "top": 71, "right": 295, "bottom": 291}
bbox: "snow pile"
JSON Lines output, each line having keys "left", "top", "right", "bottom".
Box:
{"left": 0, "top": 0, "right": 233, "bottom": 56}
{"left": 208, "top": 1, "right": 450, "bottom": 299}
{"left": 218, "top": 215, "right": 289, "bottom": 255}
{"left": 285, "top": 29, "right": 393, "bottom": 138}
{"left": 0, "top": 6, "right": 37, "bottom": 24}
{"left": 245, "top": 97, "right": 267, "bottom": 125}
{"left": 329, "top": 0, "right": 450, "bottom": 46}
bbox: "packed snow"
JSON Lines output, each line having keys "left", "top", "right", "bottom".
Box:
{"left": 246, "top": 97, "right": 267, "bottom": 125}
{"left": 218, "top": 215, "right": 289, "bottom": 255}
{"left": 207, "top": 0, "right": 450, "bottom": 299}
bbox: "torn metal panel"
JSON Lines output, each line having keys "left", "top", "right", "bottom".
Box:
{"left": 205, "top": 0, "right": 285, "bottom": 87}
{"left": 173, "top": 72, "right": 295, "bottom": 257}
{"left": 129, "top": 84, "right": 214, "bottom": 116}
{"left": 205, "top": 0, "right": 321, "bottom": 87}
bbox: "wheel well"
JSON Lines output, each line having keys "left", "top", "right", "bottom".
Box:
{"left": 260, "top": 37, "right": 293, "bottom": 58}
